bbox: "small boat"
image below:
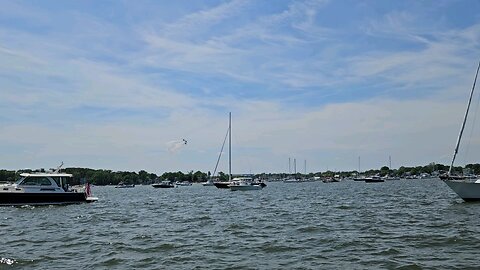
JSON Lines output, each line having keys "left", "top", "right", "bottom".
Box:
{"left": 115, "top": 182, "right": 135, "bottom": 188}
{"left": 442, "top": 60, "right": 480, "bottom": 201}
{"left": 364, "top": 176, "right": 384, "bottom": 183}
{"left": 202, "top": 179, "right": 215, "bottom": 186}
{"left": 152, "top": 181, "right": 175, "bottom": 188}
{"left": 229, "top": 177, "right": 266, "bottom": 191}
{"left": 0, "top": 171, "right": 98, "bottom": 206}
{"left": 284, "top": 178, "right": 301, "bottom": 183}
{"left": 175, "top": 181, "right": 192, "bottom": 186}
{"left": 322, "top": 177, "right": 341, "bottom": 183}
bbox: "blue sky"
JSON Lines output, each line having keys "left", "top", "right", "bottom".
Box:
{"left": 1, "top": 0, "right": 480, "bottom": 174}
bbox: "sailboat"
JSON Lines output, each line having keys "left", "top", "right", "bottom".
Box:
{"left": 210, "top": 113, "right": 265, "bottom": 190}
{"left": 213, "top": 112, "right": 233, "bottom": 189}
{"left": 441, "top": 60, "right": 480, "bottom": 201}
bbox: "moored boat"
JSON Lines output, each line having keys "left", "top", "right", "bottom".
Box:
{"left": 202, "top": 179, "right": 215, "bottom": 186}
{"left": 364, "top": 176, "right": 384, "bottom": 183}
{"left": 228, "top": 177, "right": 266, "bottom": 191}
{"left": 443, "top": 60, "right": 480, "bottom": 201}
{"left": 115, "top": 182, "right": 135, "bottom": 188}
{"left": 0, "top": 172, "right": 97, "bottom": 206}
{"left": 175, "top": 181, "right": 192, "bottom": 186}
{"left": 152, "top": 181, "right": 175, "bottom": 188}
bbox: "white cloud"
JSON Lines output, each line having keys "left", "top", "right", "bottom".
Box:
{"left": 1, "top": 0, "right": 480, "bottom": 174}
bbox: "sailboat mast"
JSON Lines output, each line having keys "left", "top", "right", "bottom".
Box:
{"left": 449, "top": 60, "right": 480, "bottom": 175}
{"left": 229, "top": 112, "right": 232, "bottom": 181}
{"left": 358, "top": 156, "right": 361, "bottom": 173}
{"left": 289, "top": 157, "right": 291, "bottom": 174}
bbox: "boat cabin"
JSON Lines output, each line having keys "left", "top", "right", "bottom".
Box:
{"left": 11, "top": 173, "right": 74, "bottom": 193}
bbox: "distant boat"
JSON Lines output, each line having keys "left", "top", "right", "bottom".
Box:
{"left": 175, "top": 181, "right": 192, "bottom": 186}
{"left": 212, "top": 113, "right": 265, "bottom": 191}
{"left": 441, "top": 60, "right": 480, "bottom": 201}
{"left": 322, "top": 177, "right": 341, "bottom": 183}
{"left": 283, "top": 177, "right": 301, "bottom": 183}
{"left": 202, "top": 179, "right": 215, "bottom": 186}
{"left": 229, "top": 177, "right": 266, "bottom": 191}
{"left": 364, "top": 176, "right": 384, "bottom": 183}
{"left": 115, "top": 182, "right": 135, "bottom": 188}
{"left": 152, "top": 181, "right": 175, "bottom": 188}
{"left": 0, "top": 170, "right": 97, "bottom": 206}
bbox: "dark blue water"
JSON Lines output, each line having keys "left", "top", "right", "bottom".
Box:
{"left": 1, "top": 179, "right": 480, "bottom": 269}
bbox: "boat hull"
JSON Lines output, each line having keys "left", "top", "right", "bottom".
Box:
{"left": 444, "top": 180, "right": 480, "bottom": 201}
{"left": 214, "top": 182, "right": 231, "bottom": 189}
{"left": 230, "top": 185, "right": 264, "bottom": 191}
{"left": 365, "top": 179, "right": 384, "bottom": 183}
{"left": 115, "top": 185, "right": 135, "bottom": 188}
{"left": 0, "top": 192, "right": 93, "bottom": 206}
{"left": 152, "top": 184, "right": 175, "bottom": 188}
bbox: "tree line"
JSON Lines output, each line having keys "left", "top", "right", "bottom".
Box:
{"left": 0, "top": 163, "right": 479, "bottom": 185}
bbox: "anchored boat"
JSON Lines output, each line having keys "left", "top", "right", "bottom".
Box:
{"left": 441, "top": 60, "right": 480, "bottom": 201}
{"left": 0, "top": 172, "right": 98, "bottom": 206}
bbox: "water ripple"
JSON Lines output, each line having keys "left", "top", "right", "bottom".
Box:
{"left": 2, "top": 180, "right": 480, "bottom": 269}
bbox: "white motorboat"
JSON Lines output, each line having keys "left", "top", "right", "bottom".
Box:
{"left": 152, "top": 181, "right": 175, "bottom": 188}
{"left": 0, "top": 172, "right": 98, "bottom": 206}
{"left": 202, "top": 179, "right": 215, "bottom": 186}
{"left": 115, "top": 182, "right": 135, "bottom": 188}
{"left": 229, "top": 177, "right": 266, "bottom": 191}
{"left": 175, "top": 181, "right": 192, "bottom": 186}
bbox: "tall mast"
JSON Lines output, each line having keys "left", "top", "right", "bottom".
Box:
{"left": 229, "top": 112, "right": 232, "bottom": 181}
{"left": 358, "top": 156, "right": 361, "bottom": 173}
{"left": 449, "top": 61, "right": 480, "bottom": 175}
{"left": 289, "top": 157, "right": 291, "bottom": 174}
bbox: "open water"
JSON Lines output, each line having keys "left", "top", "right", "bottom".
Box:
{"left": 1, "top": 179, "right": 480, "bottom": 269}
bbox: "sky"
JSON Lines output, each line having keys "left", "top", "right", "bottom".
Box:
{"left": 1, "top": 0, "right": 480, "bottom": 175}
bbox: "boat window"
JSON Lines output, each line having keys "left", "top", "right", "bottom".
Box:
{"left": 20, "top": 177, "right": 52, "bottom": 186}
{"left": 51, "top": 177, "right": 61, "bottom": 187}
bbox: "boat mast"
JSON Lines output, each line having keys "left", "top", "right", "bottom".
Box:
{"left": 358, "top": 156, "right": 361, "bottom": 173}
{"left": 229, "top": 112, "right": 232, "bottom": 182}
{"left": 289, "top": 157, "right": 291, "bottom": 174}
{"left": 294, "top": 158, "right": 296, "bottom": 174}
{"left": 449, "top": 60, "right": 480, "bottom": 175}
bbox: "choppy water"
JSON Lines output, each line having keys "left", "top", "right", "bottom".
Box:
{"left": 1, "top": 179, "right": 480, "bottom": 269}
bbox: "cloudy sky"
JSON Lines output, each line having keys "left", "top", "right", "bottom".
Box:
{"left": 1, "top": 0, "right": 480, "bottom": 174}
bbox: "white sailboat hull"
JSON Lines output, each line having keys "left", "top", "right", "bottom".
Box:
{"left": 444, "top": 180, "right": 480, "bottom": 201}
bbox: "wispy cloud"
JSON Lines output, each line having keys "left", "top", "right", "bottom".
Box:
{"left": 0, "top": 0, "right": 480, "bottom": 173}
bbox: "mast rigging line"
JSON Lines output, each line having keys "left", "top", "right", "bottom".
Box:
{"left": 212, "top": 125, "right": 230, "bottom": 178}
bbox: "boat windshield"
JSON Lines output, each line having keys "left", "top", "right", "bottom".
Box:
{"left": 51, "top": 177, "right": 62, "bottom": 187}
{"left": 18, "top": 177, "right": 52, "bottom": 186}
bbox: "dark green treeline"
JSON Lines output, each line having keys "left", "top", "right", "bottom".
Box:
{"left": 0, "top": 163, "right": 480, "bottom": 185}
